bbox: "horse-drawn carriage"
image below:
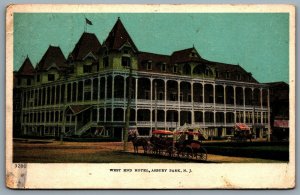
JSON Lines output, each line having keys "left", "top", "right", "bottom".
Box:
{"left": 232, "top": 123, "right": 253, "bottom": 142}
{"left": 147, "top": 129, "right": 208, "bottom": 161}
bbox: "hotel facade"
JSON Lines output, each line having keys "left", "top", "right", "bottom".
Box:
{"left": 13, "top": 18, "right": 271, "bottom": 140}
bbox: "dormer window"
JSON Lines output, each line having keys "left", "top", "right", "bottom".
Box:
{"left": 103, "top": 56, "right": 109, "bottom": 68}
{"left": 215, "top": 71, "right": 219, "bottom": 78}
{"left": 123, "top": 49, "right": 129, "bottom": 54}
{"left": 205, "top": 69, "right": 209, "bottom": 76}
{"left": 48, "top": 74, "right": 55, "bottom": 81}
{"left": 161, "top": 63, "right": 166, "bottom": 72}
{"left": 226, "top": 72, "right": 230, "bottom": 79}
{"left": 147, "top": 61, "right": 152, "bottom": 70}
{"left": 83, "top": 65, "right": 92, "bottom": 73}
{"left": 173, "top": 65, "right": 178, "bottom": 73}
{"left": 122, "top": 56, "right": 131, "bottom": 67}
{"left": 191, "top": 52, "right": 196, "bottom": 57}
{"left": 27, "top": 78, "right": 31, "bottom": 85}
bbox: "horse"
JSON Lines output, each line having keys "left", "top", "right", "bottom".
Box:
{"left": 128, "top": 133, "right": 148, "bottom": 154}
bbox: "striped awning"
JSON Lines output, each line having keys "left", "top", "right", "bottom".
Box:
{"left": 235, "top": 123, "right": 250, "bottom": 131}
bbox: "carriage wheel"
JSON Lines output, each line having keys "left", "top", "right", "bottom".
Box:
{"left": 166, "top": 146, "right": 176, "bottom": 158}
{"left": 183, "top": 146, "right": 193, "bottom": 160}
{"left": 198, "top": 147, "right": 208, "bottom": 161}
{"left": 147, "top": 144, "right": 155, "bottom": 155}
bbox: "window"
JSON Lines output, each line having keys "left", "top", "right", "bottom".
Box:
{"left": 191, "top": 52, "right": 196, "bottom": 57}
{"left": 161, "top": 63, "right": 166, "bottom": 72}
{"left": 170, "top": 93, "right": 177, "bottom": 101}
{"left": 237, "top": 74, "right": 241, "bottom": 80}
{"left": 215, "top": 71, "right": 219, "bottom": 78}
{"left": 36, "top": 75, "right": 40, "bottom": 82}
{"left": 147, "top": 61, "right": 152, "bottom": 70}
{"left": 159, "top": 92, "right": 163, "bottom": 100}
{"left": 104, "top": 50, "right": 108, "bottom": 56}
{"left": 122, "top": 57, "right": 131, "bottom": 67}
{"left": 173, "top": 65, "right": 178, "bottom": 73}
{"left": 226, "top": 72, "right": 230, "bottom": 79}
{"left": 103, "top": 57, "right": 109, "bottom": 68}
{"left": 27, "top": 78, "right": 31, "bottom": 85}
{"left": 145, "top": 91, "right": 150, "bottom": 99}
{"left": 83, "top": 65, "right": 92, "bottom": 73}
{"left": 123, "top": 49, "right": 129, "bottom": 54}
{"left": 17, "top": 78, "right": 21, "bottom": 86}
{"left": 48, "top": 74, "right": 55, "bottom": 81}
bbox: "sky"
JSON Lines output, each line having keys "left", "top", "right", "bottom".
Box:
{"left": 13, "top": 13, "right": 289, "bottom": 83}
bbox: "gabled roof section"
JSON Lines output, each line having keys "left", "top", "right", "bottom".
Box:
{"left": 18, "top": 57, "right": 35, "bottom": 76}
{"left": 204, "top": 59, "right": 258, "bottom": 83}
{"left": 36, "top": 46, "right": 66, "bottom": 72}
{"left": 171, "top": 47, "right": 202, "bottom": 64}
{"left": 138, "top": 52, "right": 170, "bottom": 65}
{"left": 104, "top": 17, "right": 138, "bottom": 52}
{"left": 70, "top": 32, "right": 101, "bottom": 60}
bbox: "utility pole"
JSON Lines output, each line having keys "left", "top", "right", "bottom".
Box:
{"left": 124, "top": 65, "right": 132, "bottom": 151}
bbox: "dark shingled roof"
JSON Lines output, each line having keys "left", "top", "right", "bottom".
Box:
{"left": 171, "top": 48, "right": 202, "bottom": 64}
{"left": 104, "top": 18, "right": 138, "bottom": 52}
{"left": 138, "top": 52, "right": 170, "bottom": 65}
{"left": 18, "top": 57, "right": 35, "bottom": 76}
{"left": 70, "top": 32, "right": 101, "bottom": 60}
{"left": 36, "top": 46, "right": 67, "bottom": 72}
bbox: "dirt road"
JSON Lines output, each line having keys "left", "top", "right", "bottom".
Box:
{"left": 13, "top": 139, "right": 284, "bottom": 163}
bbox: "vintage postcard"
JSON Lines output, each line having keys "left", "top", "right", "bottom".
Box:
{"left": 6, "top": 4, "right": 295, "bottom": 189}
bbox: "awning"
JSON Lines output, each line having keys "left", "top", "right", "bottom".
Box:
{"left": 152, "top": 130, "right": 173, "bottom": 135}
{"left": 274, "top": 120, "right": 289, "bottom": 128}
{"left": 67, "top": 105, "right": 92, "bottom": 115}
{"left": 235, "top": 123, "right": 250, "bottom": 131}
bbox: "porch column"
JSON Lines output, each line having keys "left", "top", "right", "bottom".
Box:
{"left": 233, "top": 86, "right": 236, "bottom": 124}
{"left": 213, "top": 84, "right": 216, "bottom": 108}
{"left": 135, "top": 78, "right": 138, "bottom": 124}
{"left": 267, "top": 88, "right": 271, "bottom": 141}
{"left": 243, "top": 87, "right": 246, "bottom": 123}
{"left": 177, "top": 80, "right": 181, "bottom": 125}
{"left": 224, "top": 85, "right": 227, "bottom": 127}
{"left": 164, "top": 79, "right": 167, "bottom": 129}
{"left": 150, "top": 78, "right": 153, "bottom": 130}
{"left": 260, "top": 88, "right": 263, "bottom": 125}
{"left": 97, "top": 77, "right": 100, "bottom": 123}
{"left": 98, "top": 76, "right": 101, "bottom": 102}
{"left": 191, "top": 81, "right": 194, "bottom": 125}
{"left": 202, "top": 83, "right": 205, "bottom": 127}
{"left": 251, "top": 87, "right": 254, "bottom": 126}
{"left": 111, "top": 75, "right": 115, "bottom": 122}
{"left": 104, "top": 76, "right": 107, "bottom": 122}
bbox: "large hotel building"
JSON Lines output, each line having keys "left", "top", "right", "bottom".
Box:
{"left": 13, "top": 18, "right": 271, "bottom": 140}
